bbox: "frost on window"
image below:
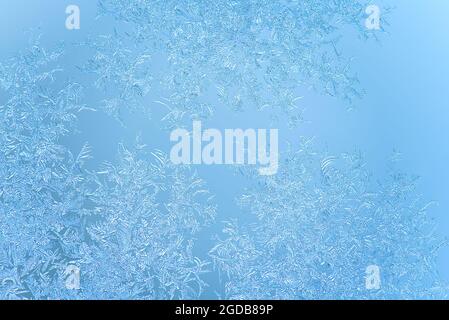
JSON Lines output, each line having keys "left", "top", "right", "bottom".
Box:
{"left": 81, "top": 144, "right": 216, "bottom": 299}
{"left": 82, "top": 34, "right": 154, "bottom": 124}
{"left": 0, "top": 40, "right": 91, "bottom": 299}
{"left": 88, "top": 0, "right": 373, "bottom": 127}
{"left": 210, "top": 142, "right": 447, "bottom": 299}
{"left": 0, "top": 41, "right": 216, "bottom": 299}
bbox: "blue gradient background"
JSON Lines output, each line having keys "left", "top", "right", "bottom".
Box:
{"left": 1, "top": 0, "right": 448, "bottom": 297}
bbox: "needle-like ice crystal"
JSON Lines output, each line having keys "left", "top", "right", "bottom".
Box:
{"left": 210, "top": 142, "right": 448, "bottom": 299}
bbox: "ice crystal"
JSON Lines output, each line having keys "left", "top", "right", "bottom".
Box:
{"left": 0, "top": 40, "right": 90, "bottom": 299}
{"left": 0, "top": 41, "right": 216, "bottom": 299}
{"left": 89, "top": 0, "right": 370, "bottom": 127}
{"left": 82, "top": 33, "right": 154, "bottom": 123}
{"left": 2, "top": 2, "right": 443, "bottom": 301}
{"left": 210, "top": 142, "right": 448, "bottom": 299}
{"left": 81, "top": 143, "right": 216, "bottom": 299}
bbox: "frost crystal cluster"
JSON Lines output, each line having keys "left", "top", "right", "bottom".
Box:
{"left": 0, "top": 1, "right": 446, "bottom": 300}
{"left": 82, "top": 145, "right": 216, "bottom": 299}
{"left": 0, "top": 43, "right": 215, "bottom": 299}
{"left": 210, "top": 144, "right": 447, "bottom": 299}
{"left": 89, "top": 0, "right": 369, "bottom": 127}
{"left": 0, "top": 42, "right": 89, "bottom": 299}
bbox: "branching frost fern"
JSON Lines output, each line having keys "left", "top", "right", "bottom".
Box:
{"left": 0, "top": 41, "right": 215, "bottom": 299}
{"left": 210, "top": 142, "right": 448, "bottom": 299}
{"left": 89, "top": 0, "right": 372, "bottom": 127}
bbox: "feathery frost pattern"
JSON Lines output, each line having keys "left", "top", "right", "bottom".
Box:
{"left": 0, "top": 42, "right": 89, "bottom": 299}
{"left": 82, "top": 144, "right": 216, "bottom": 299}
{"left": 0, "top": 1, "right": 447, "bottom": 300}
{"left": 88, "top": 0, "right": 370, "bottom": 127}
{"left": 210, "top": 143, "right": 447, "bottom": 299}
{"left": 0, "top": 43, "right": 215, "bottom": 299}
